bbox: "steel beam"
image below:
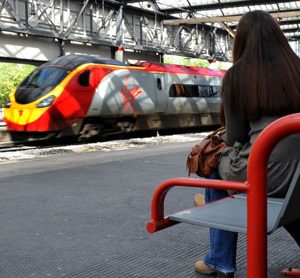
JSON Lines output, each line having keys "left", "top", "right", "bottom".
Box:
{"left": 0, "top": 0, "right": 240, "bottom": 62}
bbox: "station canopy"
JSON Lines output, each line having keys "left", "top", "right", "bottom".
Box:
{"left": 125, "top": 0, "right": 300, "bottom": 40}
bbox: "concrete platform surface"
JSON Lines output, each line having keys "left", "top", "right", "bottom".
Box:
{"left": 0, "top": 142, "right": 299, "bottom": 278}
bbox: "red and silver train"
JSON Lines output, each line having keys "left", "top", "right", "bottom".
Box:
{"left": 4, "top": 54, "right": 225, "bottom": 141}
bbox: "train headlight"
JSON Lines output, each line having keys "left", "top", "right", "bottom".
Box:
{"left": 37, "top": 95, "right": 55, "bottom": 108}
{"left": 4, "top": 101, "right": 11, "bottom": 108}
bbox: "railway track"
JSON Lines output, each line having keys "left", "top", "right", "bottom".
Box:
{"left": 0, "top": 125, "right": 214, "bottom": 164}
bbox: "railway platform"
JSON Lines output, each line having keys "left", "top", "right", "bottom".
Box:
{"left": 0, "top": 141, "right": 298, "bottom": 277}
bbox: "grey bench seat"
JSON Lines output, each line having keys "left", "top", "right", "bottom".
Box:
{"left": 169, "top": 162, "right": 300, "bottom": 235}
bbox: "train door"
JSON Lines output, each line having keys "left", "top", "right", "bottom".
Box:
{"left": 66, "top": 66, "right": 99, "bottom": 116}
{"left": 153, "top": 73, "right": 167, "bottom": 112}
{"left": 71, "top": 67, "right": 98, "bottom": 94}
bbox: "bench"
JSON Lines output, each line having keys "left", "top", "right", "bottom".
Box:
{"left": 147, "top": 113, "right": 300, "bottom": 278}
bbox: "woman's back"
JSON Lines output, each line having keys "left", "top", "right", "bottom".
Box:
{"left": 218, "top": 11, "right": 300, "bottom": 197}
{"left": 218, "top": 115, "right": 300, "bottom": 197}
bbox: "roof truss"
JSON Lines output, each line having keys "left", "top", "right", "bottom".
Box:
{"left": 163, "top": 10, "right": 300, "bottom": 25}
{"left": 120, "top": 0, "right": 300, "bottom": 40}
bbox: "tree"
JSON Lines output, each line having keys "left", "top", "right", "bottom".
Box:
{"left": 163, "top": 54, "right": 209, "bottom": 67}
{"left": 0, "top": 63, "right": 36, "bottom": 107}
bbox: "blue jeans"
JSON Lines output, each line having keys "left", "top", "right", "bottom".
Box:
{"left": 204, "top": 180, "right": 238, "bottom": 273}
{"left": 203, "top": 172, "right": 300, "bottom": 273}
{"left": 285, "top": 219, "right": 300, "bottom": 246}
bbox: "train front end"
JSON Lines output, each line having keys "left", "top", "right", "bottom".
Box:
{"left": 3, "top": 55, "right": 108, "bottom": 142}
{"left": 4, "top": 65, "right": 70, "bottom": 141}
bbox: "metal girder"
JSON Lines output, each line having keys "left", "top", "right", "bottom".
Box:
{"left": 0, "top": 0, "right": 299, "bottom": 62}
{"left": 0, "top": 0, "right": 9, "bottom": 15}
{"left": 220, "top": 22, "right": 235, "bottom": 38}
{"left": 122, "top": 0, "right": 146, "bottom": 3}
{"left": 0, "top": 0, "right": 240, "bottom": 61}
{"left": 35, "top": 0, "right": 59, "bottom": 34}
{"left": 95, "top": 9, "right": 115, "bottom": 34}
{"left": 227, "top": 19, "right": 300, "bottom": 31}
{"left": 162, "top": 10, "right": 300, "bottom": 40}
{"left": 0, "top": 0, "right": 21, "bottom": 25}
{"left": 123, "top": 13, "right": 140, "bottom": 46}
{"left": 104, "top": 0, "right": 169, "bottom": 17}
{"left": 162, "top": 0, "right": 299, "bottom": 14}
{"left": 280, "top": 18, "right": 300, "bottom": 25}
{"left": 63, "top": 0, "right": 90, "bottom": 39}
{"left": 163, "top": 10, "right": 300, "bottom": 25}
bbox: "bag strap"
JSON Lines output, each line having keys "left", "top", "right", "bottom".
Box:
{"left": 206, "top": 126, "right": 226, "bottom": 139}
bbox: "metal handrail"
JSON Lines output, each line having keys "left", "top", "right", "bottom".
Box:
{"left": 147, "top": 113, "right": 300, "bottom": 278}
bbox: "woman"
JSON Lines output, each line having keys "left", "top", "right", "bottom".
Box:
{"left": 195, "top": 10, "right": 300, "bottom": 277}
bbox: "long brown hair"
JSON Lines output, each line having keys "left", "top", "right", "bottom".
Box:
{"left": 222, "top": 10, "right": 300, "bottom": 121}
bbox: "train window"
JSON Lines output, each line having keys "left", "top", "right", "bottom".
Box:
{"left": 15, "top": 66, "right": 68, "bottom": 104}
{"left": 78, "top": 70, "right": 91, "bottom": 87}
{"left": 20, "top": 67, "right": 67, "bottom": 88}
{"left": 198, "top": 85, "right": 211, "bottom": 97}
{"left": 169, "top": 84, "right": 199, "bottom": 97}
{"left": 169, "top": 84, "right": 184, "bottom": 97}
{"left": 211, "top": 86, "right": 221, "bottom": 97}
{"left": 156, "top": 78, "right": 162, "bottom": 90}
{"left": 198, "top": 85, "right": 221, "bottom": 97}
{"left": 169, "top": 84, "right": 221, "bottom": 98}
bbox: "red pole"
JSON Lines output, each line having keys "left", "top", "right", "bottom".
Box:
{"left": 247, "top": 113, "right": 300, "bottom": 278}
{"left": 147, "top": 112, "right": 300, "bottom": 277}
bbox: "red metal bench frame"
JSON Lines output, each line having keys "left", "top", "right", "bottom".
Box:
{"left": 147, "top": 113, "right": 300, "bottom": 278}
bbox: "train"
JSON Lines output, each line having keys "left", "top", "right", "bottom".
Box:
{"left": 4, "top": 54, "right": 225, "bottom": 142}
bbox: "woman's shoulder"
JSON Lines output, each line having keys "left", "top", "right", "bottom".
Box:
{"left": 250, "top": 116, "right": 279, "bottom": 128}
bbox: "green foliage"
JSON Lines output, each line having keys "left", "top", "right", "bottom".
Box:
{"left": 163, "top": 54, "right": 210, "bottom": 67}
{"left": 0, "top": 63, "right": 36, "bottom": 107}
{"left": 163, "top": 54, "right": 232, "bottom": 70}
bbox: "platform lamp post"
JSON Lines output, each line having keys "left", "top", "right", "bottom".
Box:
{"left": 115, "top": 4, "right": 124, "bottom": 62}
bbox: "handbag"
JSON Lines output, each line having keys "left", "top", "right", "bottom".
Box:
{"left": 186, "top": 127, "right": 227, "bottom": 177}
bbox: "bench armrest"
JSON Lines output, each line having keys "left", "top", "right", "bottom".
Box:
{"left": 147, "top": 177, "right": 248, "bottom": 233}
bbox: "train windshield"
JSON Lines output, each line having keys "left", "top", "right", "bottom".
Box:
{"left": 15, "top": 66, "right": 68, "bottom": 104}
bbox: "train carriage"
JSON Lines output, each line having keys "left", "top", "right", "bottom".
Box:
{"left": 4, "top": 54, "right": 225, "bottom": 141}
